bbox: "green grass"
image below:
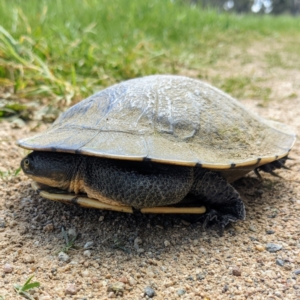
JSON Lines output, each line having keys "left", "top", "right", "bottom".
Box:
{"left": 213, "top": 75, "right": 271, "bottom": 103}
{"left": 13, "top": 275, "right": 40, "bottom": 300}
{"left": 0, "top": 0, "right": 300, "bottom": 114}
{"left": 58, "top": 226, "right": 78, "bottom": 253}
{"left": 0, "top": 167, "right": 21, "bottom": 180}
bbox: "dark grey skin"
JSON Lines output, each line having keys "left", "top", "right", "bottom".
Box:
{"left": 21, "top": 151, "right": 247, "bottom": 229}
{"left": 21, "top": 151, "right": 288, "bottom": 230}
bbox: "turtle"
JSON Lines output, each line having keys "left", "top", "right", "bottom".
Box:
{"left": 18, "top": 75, "right": 296, "bottom": 229}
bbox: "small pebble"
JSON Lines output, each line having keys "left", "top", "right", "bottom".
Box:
{"left": 9, "top": 220, "right": 17, "bottom": 227}
{"left": 266, "top": 229, "right": 275, "bottom": 234}
{"left": 107, "top": 291, "right": 115, "bottom": 298}
{"left": 164, "top": 240, "right": 170, "bottom": 247}
{"left": 266, "top": 243, "right": 282, "bottom": 252}
{"left": 68, "top": 228, "right": 77, "bottom": 239}
{"left": 84, "top": 241, "right": 94, "bottom": 249}
{"left": 81, "top": 270, "right": 90, "bottom": 277}
{"left": 83, "top": 250, "right": 92, "bottom": 257}
{"left": 118, "top": 277, "right": 128, "bottom": 284}
{"left": 128, "top": 277, "right": 137, "bottom": 286}
{"left": 265, "top": 270, "right": 276, "bottom": 278}
{"left": 164, "top": 280, "right": 176, "bottom": 288}
{"left": 222, "top": 284, "right": 229, "bottom": 293}
{"left": 40, "top": 295, "right": 52, "bottom": 300}
{"left": 199, "top": 247, "right": 206, "bottom": 253}
{"left": 43, "top": 223, "right": 54, "bottom": 232}
{"left": 144, "top": 286, "right": 155, "bottom": 298}
{"left": 276, "top": 259, "right": 284, "bottom": 266}
{"left": 161, "top": 266, "right": 167, "bottom": 272}
{"left": 58, "top": 252, "right": 70, "bottom": 262}
{"left": 147, "top": 251, "right": 153, "bottom": 258}
{"left": 293, "top": 284, "right": 300, "bottom": 290}
{"left": 51, "top": 268, "right": 57, "bottom": 275}
{"left": 134, "top": 237, "right": 142, "bottom": 249}
{"left": 192, "top": 239, "right": 198, "bottom": 246}
{"left": 23, "top": 255, "right": 35, "bottom": 264}
{"left": 177, "top": 289, "right": 186, "bottom": 296}
{"left": 107, "top": 282, "right": 124, "bottom": 296}
{"left": 5, "top": 201, "right": 14, "bottom": 209}
{"left": 11, "top": 118, "right": 25, "bottom": 128}
{"left": 255, "top": 245, "right": 265, "bottom": 252}
{"left": 0, "top": 218, "right": 6, "bottom": 228}
{"left": 232, "top": 267, "right": 242, "bottom": 276}
{"left": 19, "top": 226, "right": 28, "bottom": 235}
{"left": 181, "top": 219, "right": 190, "bottom": 226}
{"left": 249, "top": 225, "right": 256, "bottom": 232}
{"left": 196, "top": 273, "right": 206, "bottom": 280}
{"left": 3, "top": 263, "right": 13, "bottom": 273}
{"left": 65, "top": 283, "right": 78, "bottom": 295}
{"left": 274, "top": 291, "right": 281, "bottom": 297}
{"left": 83, "top": 261, "right": 89, "bottom": 267}
{"left": 294, "top": 269, "right": 300, "bottom": 275}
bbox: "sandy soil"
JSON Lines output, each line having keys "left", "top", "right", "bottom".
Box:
{"left": 0, "top": 43, "right": 300, "bottom": 300}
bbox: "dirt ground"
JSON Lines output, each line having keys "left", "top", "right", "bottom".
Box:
{"left": 0, "top": 43, "right": 300, "bottom": 300}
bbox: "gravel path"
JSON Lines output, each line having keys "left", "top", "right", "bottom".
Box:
{"left": 0, "top": 46, "right": 299, "bottom": 299}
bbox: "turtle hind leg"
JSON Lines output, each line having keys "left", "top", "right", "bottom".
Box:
{"left": 191, "top": 169, "right": 245, "bottom": 232}
{"left": 259, "top": 155, "right": 289, "bottom": 172}
{"left": 255, "top": 155, "right": 290, "bottom": 179}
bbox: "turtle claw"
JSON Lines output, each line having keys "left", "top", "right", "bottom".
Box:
{"left": 285, "top": 156, "right": 295, "bottom": 160}
{"left": 254, "top": 168, "right": 263, "bottom": 180}
{"left": 268, "top": 170, "right": 283, "bottom": 178}
{"left": 256, "top": 155, "right": 290, "bottom": 178}
{"left": 280, "top": 164, "right": 291, "bottom": 170}
{"left": 202, "top": 209, "right": 218, "bottom": 229}
{"left": 202, "top": 209, "right": 236, "bottom": 235}
{"left": 218, "top": 225, "right": 225, "bottom": 237}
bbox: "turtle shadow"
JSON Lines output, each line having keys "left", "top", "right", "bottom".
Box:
{"left": 233, "top": 174, "right": 290, "bottom": 224}
{"left": 12, "top": 174, "right": 285, "bottom": 260}
{"left": 234, "top": 176, "right": 265, "bottom": 198}
{"left": 234, "top": 174, "right": 281, "bottom": 201}
{"left": 14, "top": 185, "right": 227, "bottom": 260}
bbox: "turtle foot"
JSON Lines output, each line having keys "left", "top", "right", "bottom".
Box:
{"left": 202, "top": 209, "right": 240, "bottom": 236}
{"left": 255, "top": 155, "right": 289, "bottom": 179}
{"left": 191, "top": 169, "right": 246, "bottom": 235}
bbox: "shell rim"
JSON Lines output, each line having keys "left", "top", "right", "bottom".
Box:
{"left": 17, "top": 133, "right": 295, "bottom": 170}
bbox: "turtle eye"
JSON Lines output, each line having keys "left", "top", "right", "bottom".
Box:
{"left": 24, "top": 158, "right": 30, "bottom": 167}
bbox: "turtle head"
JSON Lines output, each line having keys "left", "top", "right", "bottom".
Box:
{"left": 21, "top": 151, "right": 79, "bottom": 190}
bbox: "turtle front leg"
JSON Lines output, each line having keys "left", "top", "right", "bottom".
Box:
{"left": 191, "top": 169, "right": 246, "bottom": 231}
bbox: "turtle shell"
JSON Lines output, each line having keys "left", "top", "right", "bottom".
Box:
{"left": 18, "top": 75, "right": 296, "bottom": 170}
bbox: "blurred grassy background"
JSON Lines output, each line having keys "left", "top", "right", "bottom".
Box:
{"left": 0, "top": 0, "right": 300, "bottom": 119}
